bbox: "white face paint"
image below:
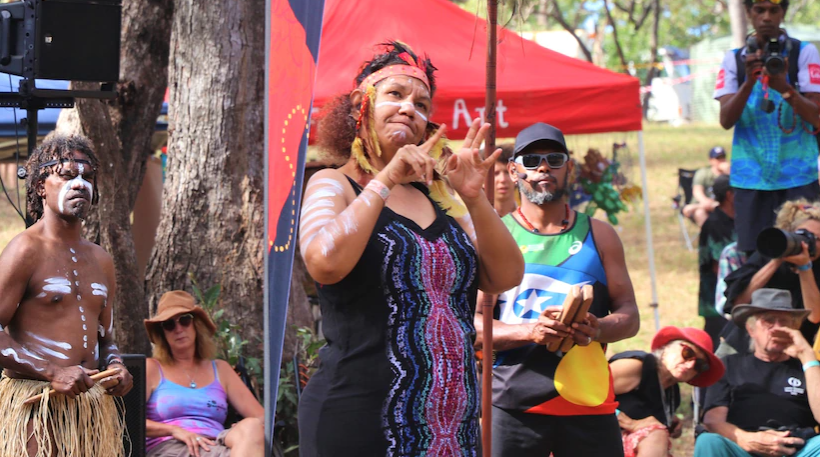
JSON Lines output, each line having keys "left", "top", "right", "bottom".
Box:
{"left": 375, "top": 101, "right": 429, "bottom": 123}
{"left": 98, "top": 324, "right": 106, "bottom": 338}
{"left": 2, "top": 348, "right": 44, "bottom": 371}
{"left": 25, "top": 332, "right": 72, "bottom": 350}
{"left": 91, "top": 283, "right": 108, "bottom": 298}
{"left": 42, "top": 277, "right": 71, "bottom": 294}
{"left": 31, "top": 343, "right": 69, "bottom": 360}
{"left": 56, "top": 164, "right": 93, "bottom": 215}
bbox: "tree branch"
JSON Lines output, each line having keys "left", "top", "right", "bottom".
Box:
{"left": 603, "top": 0, "right": 629, "bottom": 71}
{"left": 549, "top": 0, "right": 594, "bottom": 62}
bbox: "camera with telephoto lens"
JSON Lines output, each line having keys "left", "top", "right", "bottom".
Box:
{"left": 758, "top": 421, "right": 818, "bottom": 450}
{"left": 757, "top": 227, "right": 818, "bottom": 259}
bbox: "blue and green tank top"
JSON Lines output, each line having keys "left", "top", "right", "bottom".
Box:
{"left": 493, "top": 212, "right": 618, "bottom": 416}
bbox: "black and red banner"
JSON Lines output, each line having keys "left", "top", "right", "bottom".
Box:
{"left": 265, "top": 0, "right": 324, "bottom": 447}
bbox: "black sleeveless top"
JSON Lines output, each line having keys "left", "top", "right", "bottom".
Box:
{"left": 298, "top": 177, "right": 480, "bottom": 456}
{"left": 609, "top": 351, "right": 680, "bottom": 427}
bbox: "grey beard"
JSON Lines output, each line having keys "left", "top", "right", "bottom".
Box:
{"left": 518, "top": 180, "right": 565, "bottom": 205}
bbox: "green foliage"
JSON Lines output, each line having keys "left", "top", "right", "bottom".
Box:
{"left": 453, "top": 0, "right": 820, "bottom": 75}
{"left": 276, "top": 326, "right": 325, "bottom": 455}
{"left": 188, "top": 272, "right": 263, "bottom": 393}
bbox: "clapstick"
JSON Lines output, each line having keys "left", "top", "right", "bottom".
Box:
{"left": 546, "top": 286, "right": 582, "bottom": 352}
{"left": 559, "top": 285, "right": 595, "bottom": 352}
{"left": 23, "top": 367, "right": 121, "bottom": 405}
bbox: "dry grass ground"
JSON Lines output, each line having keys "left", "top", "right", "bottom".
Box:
{"left": 0, "top": 123, "right": 733, "bottom": 456}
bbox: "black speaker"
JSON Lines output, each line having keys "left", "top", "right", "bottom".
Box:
{"left": 0, "top": 0, "right": 121, "bottom": 81}
{"left": 120, "top": 354, "right": 146, "bottom": 457}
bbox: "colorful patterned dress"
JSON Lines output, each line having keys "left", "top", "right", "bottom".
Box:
{"left": 298, "top": 179, "right": 480, "bottom": 456}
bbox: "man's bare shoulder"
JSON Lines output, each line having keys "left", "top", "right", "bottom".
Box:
{"left": 0, "top": 227, "right": 44, "bottom": 264}
{"left": 589, "top": 217, "right": 622, "bottom": 246}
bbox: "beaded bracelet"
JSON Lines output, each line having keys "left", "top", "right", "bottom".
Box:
{"left": 365, "top": 179, "right": 390, "bottom": 202}
{"left": 796, "top": 261, "right": 813, "bottom": 272}
{"left": 803, "top": 360, "right": 820, "bottom": 372}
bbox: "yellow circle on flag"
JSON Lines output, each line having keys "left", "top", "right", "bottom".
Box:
{"left": 554, "top": 342, "right": 609, "bottom": 406}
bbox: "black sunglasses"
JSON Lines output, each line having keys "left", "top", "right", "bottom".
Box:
{"left": 681, "top": 344, "right": 710, "bottom": 373}
{"left": 160, "top": 313, "right": 194, "bottom": 332}
{"left": 513, "top": 153, "right": 569, "bottom": 169}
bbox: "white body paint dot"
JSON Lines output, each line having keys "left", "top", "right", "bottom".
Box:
{"left": 71, "top": 257, "right": 77, "bottom": 263}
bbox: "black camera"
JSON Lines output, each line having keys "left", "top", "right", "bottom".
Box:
{"left": 746, "top": 35, "right": 790, "bottom": 76}
{"left": 757, "top": 227, "right": 818, "bottom": 259}
{"left": 759, "top": 421, "right": 817, "bottom": 450}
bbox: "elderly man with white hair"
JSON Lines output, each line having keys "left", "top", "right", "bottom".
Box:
{"left": 696, "top": 288, "right": 820, "bottom": 457}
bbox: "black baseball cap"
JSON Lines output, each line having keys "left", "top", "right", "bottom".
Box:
{"left": 514, "top": 122, "right": 568, "bottom": 156}
{"left": 709, "top": 146, "right": 726, "bottom": 159}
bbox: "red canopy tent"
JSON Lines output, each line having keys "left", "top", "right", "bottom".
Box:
{"left": 313, "top": 0, "right": 643, "bottom": 139}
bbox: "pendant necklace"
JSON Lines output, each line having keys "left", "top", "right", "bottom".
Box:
{"left": 182, "top": 364, "right": 197, "bottom": 389}
{"left": 517, "top": 204, "right": 570, "bottom": 233}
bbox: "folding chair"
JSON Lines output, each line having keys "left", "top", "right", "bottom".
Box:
{"left": 672, "top": 168, "right": 697, "bottom": 251}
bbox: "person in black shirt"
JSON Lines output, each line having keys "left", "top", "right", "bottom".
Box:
{"left": 696, "top": 288, "right": 820, "bottom": 457}
{"left": 698, "top": 174, "right": 736, "bottom": 349}
{"left": 721, "top": 199, "right": 820, "bottom": 353}
{"left": 610, "top": 326, "right": 724, "bottom": 457}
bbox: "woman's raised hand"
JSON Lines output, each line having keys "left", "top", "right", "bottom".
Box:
{"left": 379, "top": 125, "right": 447, "bottom": 186}
{"left": 442, "top": 118, "right": 501, "bottom": 203}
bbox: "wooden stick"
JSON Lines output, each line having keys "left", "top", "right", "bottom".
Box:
{"left": 559, "top": 285, "right": 595, "bottom": 352}
{"left": 547, "top": 286, "right": 583, "bottom": 352}
{"left": 23, "top": 367, "right": 121, "bottom": 405}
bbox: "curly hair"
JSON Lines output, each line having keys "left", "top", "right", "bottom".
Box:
{"left": 25, "top": 134, "right": 99, "bottom": 222}
{"left": 315, "top": 41, "right": 438, "bottom": 161}
{"left": 775, "top": 199, "right": 820, "bottom": 231}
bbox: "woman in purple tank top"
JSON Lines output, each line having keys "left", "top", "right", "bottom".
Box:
{"left": 143, "top": 291, "right": 264, "bottom": 457}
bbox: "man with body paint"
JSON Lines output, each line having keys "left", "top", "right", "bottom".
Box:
{"left": 475, "top": 122, "right": 640, "bottom": 456}
{"left": 0, "top": 134, "right": 133, "bottom": 456}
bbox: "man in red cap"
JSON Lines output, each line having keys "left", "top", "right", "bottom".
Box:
{"left": 697, "top": 288, "right": 820, "bottom": 456}
{"left": 0, "top": 134, "right": 132, "bottom": 456}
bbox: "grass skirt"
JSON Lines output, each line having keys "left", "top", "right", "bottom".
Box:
{"left": 0, "top": 377, "right": 127, "bottom": 457}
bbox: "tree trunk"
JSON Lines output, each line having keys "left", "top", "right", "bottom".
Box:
{"left": 56, "top": 0, "right": 173, "bottom": 355}
{"left": 729, "top": 0, "right": 748, "bottom": 49}
{"left": 642, "top": 0, "right": 661, "bottom": 115}
{"left": 146, "top": 0, "right": 266, "bottom": 361}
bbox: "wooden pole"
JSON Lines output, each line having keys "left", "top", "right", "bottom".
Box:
{"left": 482, "top": 0, "right": 497, "bottom": 453}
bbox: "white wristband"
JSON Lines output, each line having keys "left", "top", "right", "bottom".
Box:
{"left": 365, "top": 179, "right": 390, "bottom": 202}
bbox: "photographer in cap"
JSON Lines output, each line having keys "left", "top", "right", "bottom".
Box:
{"left": 683, "top": 146, "right": 730, "bottom": 227}
{"left": 696, "top": 288, "right": 820, "bottom": 457}
{"left": 475, "top": 122, "right": 639, "bottom": 456}
{"left": 713, "top": 0, "right": 820, "bottom": 256}
{"left": 722, "top": 199, "right": 820, "bottom": 352}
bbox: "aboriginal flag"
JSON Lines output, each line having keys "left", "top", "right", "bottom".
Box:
{"left": 265, "top": 0, "right": 324, "bottom": 447}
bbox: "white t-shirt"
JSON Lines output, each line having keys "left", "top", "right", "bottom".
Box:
{"left": 713, "top": 37, "right": 820, "bottom": 99}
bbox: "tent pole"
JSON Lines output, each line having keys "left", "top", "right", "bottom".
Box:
{"left": 482, "top": 0, "right": 497, "bottom": 453}
{"left": 637, "top": 131, "right": 660, "bottom": 331}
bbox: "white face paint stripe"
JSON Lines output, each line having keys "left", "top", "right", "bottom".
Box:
{"left": 2, "top": 348, "right": 44, "bottom": 371}
{"left": 300, "top": 198, "right": 335, "bottom": 217}
{"left": 375, "top": 101, "right": 429, "bottom": 122}
{"left": 300, "top": 209, "right": 337, "bottom": 228}
{"left": 91, "top": 283, "right": 108, "bottom": 297}
{"left": 31, "top": 344, "right": 69, "bottom": 360}
{"left": 305, "top": 178, "right": 344, "bottom": 193}
{"left": 57, "top": 173, "right": 93, "bottom": 215}
{"left": 42, "top": 277, "right": 71, "bottom": 294}
{"left": 25, "top": 332, "right": 72, "bottom": 350}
